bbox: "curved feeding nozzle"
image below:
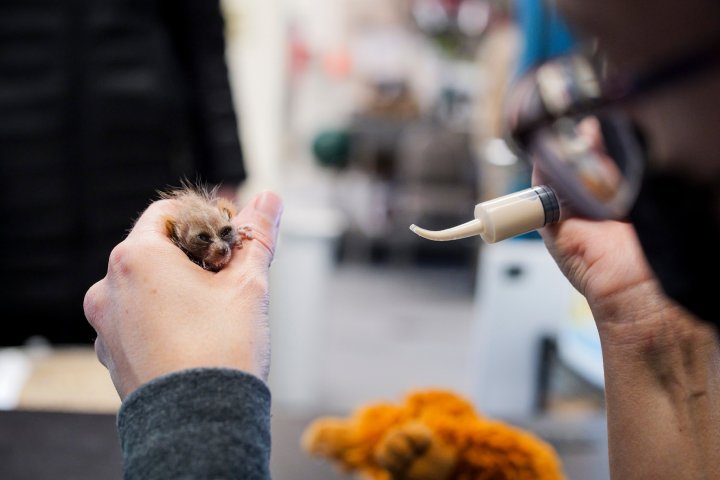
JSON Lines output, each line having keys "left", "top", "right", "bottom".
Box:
{"left": 409, "top": 219, "right": 484, "bottom": 242}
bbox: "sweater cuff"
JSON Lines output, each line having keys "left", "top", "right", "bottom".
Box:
{"left": 118, "top": 368, "right": 271, "bottom": 480}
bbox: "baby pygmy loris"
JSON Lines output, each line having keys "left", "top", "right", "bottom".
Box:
{"left": 160, "top": 184, "right": 253, "bottom": 272}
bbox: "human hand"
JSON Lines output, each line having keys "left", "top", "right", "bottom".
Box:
{"left": 542, "top": 213, "right": 717, "bottom": 355}
{"left": 84, "top": 191, "right": 283, "bottom": 400}
{"left": 541, "top": 218, "right": 653, "bottom": 312}
{"left": 537, "top": 186, "right": 720, "bottom": 480}
{"left": 532, "top": 164, "right": 681, "bottom": 340}
{"left": 541, "top": 212, "right": 711, "bottom": 341}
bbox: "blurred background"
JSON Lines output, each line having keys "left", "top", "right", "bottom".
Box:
{"left": 0, "top": 0, "right": 608, "bottom": 478}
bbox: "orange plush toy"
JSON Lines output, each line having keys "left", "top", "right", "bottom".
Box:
{"left": 301, "top": 390, "right": 565, "bottom": 480}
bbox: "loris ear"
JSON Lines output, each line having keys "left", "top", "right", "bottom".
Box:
{"left": 216, "top": 198, "right": 237, "bottom": 220}
{"left": 164, "top": 217, "right": 179, "bottom": 242}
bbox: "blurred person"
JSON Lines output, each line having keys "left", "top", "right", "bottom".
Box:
{"left": 504, "top": 0, "right": 720, "bottom": 478}
{"left": 83, "top": 1, "right": 720, "bottom": 479}
{"left": 0, "top": 0, "right": 245, "bottom": 346}
{"left": 514, "top": 0, "right": 574, "bottom": 74}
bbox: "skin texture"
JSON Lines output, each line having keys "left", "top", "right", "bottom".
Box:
{"left": 84, "top": 191, "right": 283, "bottom": 399}
{"left": 540, "top": 218, "right": 720, "bottom": 480}
{"left": 533, "top": 1, "right": 720, "bottom": 477}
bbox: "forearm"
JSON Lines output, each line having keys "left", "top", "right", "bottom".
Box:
{"left": 594, "top": 282, "right": 720, "bottom": 480}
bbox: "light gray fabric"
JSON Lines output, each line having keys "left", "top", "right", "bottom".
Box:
{"left": 118, "top": 368, "right": 271, "bottom": 479}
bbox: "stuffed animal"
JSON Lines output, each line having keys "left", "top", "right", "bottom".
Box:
{"left": 301, "top": 389, "right": 565, "bottom": 480}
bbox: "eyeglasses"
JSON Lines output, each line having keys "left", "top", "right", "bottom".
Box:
{"left": 503, "top": 41, "right": 720, "bottom": 220}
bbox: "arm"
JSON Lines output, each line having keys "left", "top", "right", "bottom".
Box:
{"left": 84, "top": 191, "right": 283, "bottom": 478}
{"left": 542, "top": 218, "right": 720, "bottom": 479}
{"left": 118, "top": 369, "right": 271, "bottom": 479}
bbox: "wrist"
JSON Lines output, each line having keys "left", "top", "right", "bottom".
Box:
{"left": 591, "top": 280, "right": 699, "bottom": 349}
{"left": 590, "top": 280, "right": 719, "bottom": 390}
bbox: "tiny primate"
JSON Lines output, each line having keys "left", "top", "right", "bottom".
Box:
{"left": 159, "top": 184, "right": 253, "bottom": 272}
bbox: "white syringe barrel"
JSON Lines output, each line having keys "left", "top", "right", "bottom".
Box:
{"left": 476, "top": 185, "right": 560, "bottom": 243}
{"left": 409, "top": 185, "right": 561, "bottom": 243}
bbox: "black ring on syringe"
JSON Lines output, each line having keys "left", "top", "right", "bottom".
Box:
{"left": 533, "top": 185, "right": 561, "bottom": 225}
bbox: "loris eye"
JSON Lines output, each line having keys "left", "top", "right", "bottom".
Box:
{"left": 219, "top": 226, "right": 233, "bottom": 239}
{"left": 197, "top": 232, "right": 211, "bottom": 243}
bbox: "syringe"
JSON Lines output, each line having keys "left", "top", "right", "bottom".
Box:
{"left": 410, "top": 185, "right": 561, "bottom": 244}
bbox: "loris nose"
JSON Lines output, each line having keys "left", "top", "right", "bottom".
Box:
{"left": 217, "top": 243, "right": 229, "bottom": 256}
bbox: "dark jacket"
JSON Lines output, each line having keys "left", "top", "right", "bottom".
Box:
{"left": 0, "top": 0, "right": 245, "bottom": 344}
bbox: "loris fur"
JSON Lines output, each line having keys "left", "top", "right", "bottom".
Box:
{"left": 159, "top": 183, "right": 252, "bottom": 272}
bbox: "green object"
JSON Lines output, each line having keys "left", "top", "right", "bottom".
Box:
{"left": 312, "top": 130, "right": 351, "bottom": 169}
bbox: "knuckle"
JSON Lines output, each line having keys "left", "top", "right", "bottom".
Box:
{"left": 83, "top": 282, "right": 105, "bottom": 329}
{"left": 108, "top": 242, "right": 135, "bottom": 275}
{"left": 94, "top": 338, "right": 109, "bottom": 368}
{"left": 244, "top": 272, "right": 270, "bottom": 296}
{"left": 108, "top": 238, "right": 162, "bottom": 276}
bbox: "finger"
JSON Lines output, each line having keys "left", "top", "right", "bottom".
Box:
{"left": 226, "top": 191, "right": 283, "bottom": 273}
{"left": 83, "top": 280, "right": 106, "bottom": 332}
{"left": 126, "top": 199, "right": 180, "bottom": 242}
{"left": 94, "top": 337, "right": 109, "bottom": 369}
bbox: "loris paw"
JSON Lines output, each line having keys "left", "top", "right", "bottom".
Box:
{"left": 235, "top": 224, "right": 254, "bottom": 248}
{"left": 374, "top": 422, "right": 457, "bottom": 480}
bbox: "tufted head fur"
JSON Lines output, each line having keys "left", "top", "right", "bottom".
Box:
{"left": 159, "top": 183, "right": 239, "bottom": 272}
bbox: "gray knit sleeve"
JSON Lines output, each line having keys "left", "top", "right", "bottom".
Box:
{"left": 117, "top": 368, "right": 271, "bottom": 479}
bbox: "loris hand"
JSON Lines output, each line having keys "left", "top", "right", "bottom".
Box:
{"left": 84, "top": 191, "right": 283, "bottom": 399}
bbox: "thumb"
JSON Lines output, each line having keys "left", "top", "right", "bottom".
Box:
{"left": 226, "top": 191, "right": 283, "bottom": 273}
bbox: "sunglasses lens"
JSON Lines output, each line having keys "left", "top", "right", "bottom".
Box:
{"left": 531, "top": 111, "right": 645, "bottom": 219}
{"left": 504, "top": 54, "right": 648, "bottom": 219}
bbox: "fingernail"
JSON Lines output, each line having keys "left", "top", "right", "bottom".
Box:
{"left": 254, "top": 191, "right": 284, "bottom": 224}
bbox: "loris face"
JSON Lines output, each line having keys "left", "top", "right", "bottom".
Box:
{"left": 172, "top": 208, "right": 238, "bottom": 272}
{"left": 161, "top": 186, "right": 244, "bottom": 272}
